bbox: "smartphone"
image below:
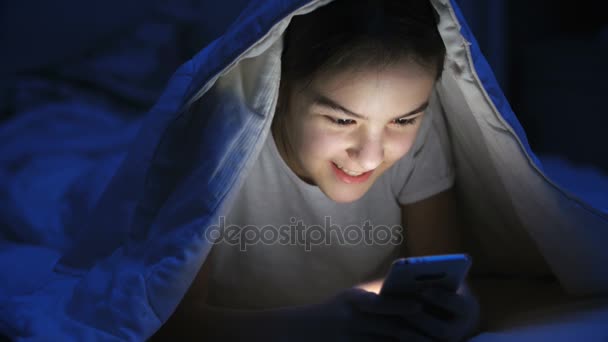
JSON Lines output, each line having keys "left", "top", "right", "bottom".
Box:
{"left": 380, "top": 253, "right": 471, "bottom": 296}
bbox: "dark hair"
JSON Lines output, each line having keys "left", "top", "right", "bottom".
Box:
{"left": 281, "top": 0, "right": 445, "bottom": 87}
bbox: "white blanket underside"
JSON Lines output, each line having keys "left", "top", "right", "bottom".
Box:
{"left": 182, "top": 0, "right": 608, "bottom": 337}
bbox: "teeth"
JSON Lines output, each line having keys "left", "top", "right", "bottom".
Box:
{"left": 336, "top": 163, "right": 364, "bottom": 176}
{"left": 343, "top": 169, "right": 363, "bottom": 176}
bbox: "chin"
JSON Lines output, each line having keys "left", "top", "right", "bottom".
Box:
{"left": 321, "top": 185, "right": 369, "bottom": 204}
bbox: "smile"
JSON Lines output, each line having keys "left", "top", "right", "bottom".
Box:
{"left": 335, "top": 163, "right": 366, "bottom": 176}
{"left": 331, "top": 162, "right": 374, "bottom": 184}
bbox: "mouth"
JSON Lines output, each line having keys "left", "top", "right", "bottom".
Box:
{"left": 331, "top": 162, "right": 374, "bottom": 184}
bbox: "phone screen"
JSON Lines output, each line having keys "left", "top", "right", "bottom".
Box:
{"left": 380, "top": 253, "right": 471, "bottom": 296}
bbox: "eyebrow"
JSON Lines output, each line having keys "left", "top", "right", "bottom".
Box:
{"left": 311, "top": 93, "right": 429, "bottom": 121}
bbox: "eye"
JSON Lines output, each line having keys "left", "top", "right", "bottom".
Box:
{"left": 325, "top": 116, "right": 356, "bottom": 126}
{"left": 393, "top": 116, "right": 419, "bottom": 126}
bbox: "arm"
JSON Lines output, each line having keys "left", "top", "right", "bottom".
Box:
{"left": 356, "top": 187, "right": 465, "bottom": 293}
{"left": 403, "top": 187, "right": 482, "bottom": 335}
{"left": 356, "top": 186, "right": 481, "bottom": 340}
{"left": 402, "top": 186, "right": 476, "bottom": 296}
{"left": 150, "top": 253, "right": 425, "bottom": 341}
{"left": 355, "top": 187, "right": 465, "bottom": 296}
{"left": 401, "top": 186, "right": 465, "bottom": 257}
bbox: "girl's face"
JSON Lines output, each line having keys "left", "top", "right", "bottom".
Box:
{"left": 276, "top": 61, "right": 436, "bottom": 203}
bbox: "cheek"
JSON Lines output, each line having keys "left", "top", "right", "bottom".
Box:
{"left": 384, "top": 131, "right": 417, "bottom": 163}
{"left": 297, "top": 123, "right": 345, "bottom": 160}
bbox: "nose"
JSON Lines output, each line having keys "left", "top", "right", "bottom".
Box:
{"left": 347, "top": 133, "right": 384, "bottom": 171}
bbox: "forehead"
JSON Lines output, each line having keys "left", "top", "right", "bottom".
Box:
{"left": 299, "top": 61, "right": 436, "bottom": 112}
{"left": 317, "top": 58, "right": 432, "bottom": 84}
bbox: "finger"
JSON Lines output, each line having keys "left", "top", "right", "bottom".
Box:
{"left": 401, "top": 309, "right": 453, "bottom": 341}
{"left": 405, "top": 293, "right": 478, "bottom": 341}
{"left": 417, "top": 287, "right": 467, "bottom": 318}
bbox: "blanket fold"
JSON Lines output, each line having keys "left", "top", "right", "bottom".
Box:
{"left": 0, "top": 0, "right": 606, "bottom": 340}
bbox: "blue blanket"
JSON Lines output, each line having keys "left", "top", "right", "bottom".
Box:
{"left": 1, "top": 0, "right": 606, "bottom": 340}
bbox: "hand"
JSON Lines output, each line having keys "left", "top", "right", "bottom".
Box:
{"left": 305, "top": 287, "right": 433, "bottom": 342}
{"left": 404, "top": 286, "right": 480, "bottom": 341}
{"left": 354, "top": 278, "right": 479, "bottom": 341}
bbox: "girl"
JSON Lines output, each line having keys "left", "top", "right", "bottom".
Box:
{"left": 154, "top": 0, "right": 479, "bottom": 340}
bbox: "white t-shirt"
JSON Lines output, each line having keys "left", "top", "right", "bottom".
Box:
{"left": 207, "top": 96, "right": 454, "bottom": 309}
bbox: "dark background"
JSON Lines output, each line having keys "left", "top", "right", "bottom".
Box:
{"left": 0, "top": 3, "right": 604, "bottom": 340}
{"left": 1, "top": 0, "right": 606, "bottom": 174}
{"left": 460, "top": 0, "right": 608, "bottom": 174}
